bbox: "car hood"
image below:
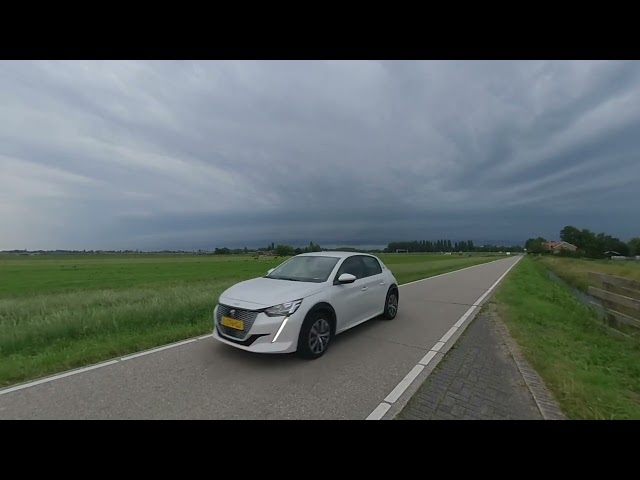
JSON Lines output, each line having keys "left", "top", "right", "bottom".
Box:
{"left": 219, "top": 277, "right": 325, "bottom": 309}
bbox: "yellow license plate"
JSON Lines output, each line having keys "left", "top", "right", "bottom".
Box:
{"left": 221, "top": 316, "right": 245, "bottom": 331}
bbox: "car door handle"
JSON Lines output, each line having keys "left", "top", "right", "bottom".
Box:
{"left": 361, "top": 286, "right": 368, "bottom": 291}
{"left": 380, "top": 281, "right": 386, "bottom": 285}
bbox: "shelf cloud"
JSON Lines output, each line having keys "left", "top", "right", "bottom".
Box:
{"left": 1, "top": 60, "right": 638, "bottom": 250}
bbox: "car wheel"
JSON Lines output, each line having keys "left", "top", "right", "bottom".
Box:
{"left": 297, "top": 311, "right": 332, "bottom": 359}
{"left": 382, "top": 288, "right": 399, "bottom": 320}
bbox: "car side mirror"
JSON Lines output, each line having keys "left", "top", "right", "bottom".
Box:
{"left": 267, "top": 268, "right": 275, "bottom": 274}
{"left": 337, "top": 273, "right": 356, "bottom": 284}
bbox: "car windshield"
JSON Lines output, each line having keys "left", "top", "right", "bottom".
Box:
{"left": 266, "top": 256, "right": 340, "bottom": 283}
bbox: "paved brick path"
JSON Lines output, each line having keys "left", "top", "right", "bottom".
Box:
{"left": 398, "top": 314, "right": 544, "bottom": 420}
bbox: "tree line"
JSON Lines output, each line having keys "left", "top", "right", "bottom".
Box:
{"left": 212, "top": 238, "right": 528, "bottom": 256}
{"left": 383, "top": 240, "right": 524, "bottom": 253}
{"left": 213, "top": 242, "right": 323, "bottom": 256}
{"left": 525, "top": 225, "right": 640, "bottom": 258}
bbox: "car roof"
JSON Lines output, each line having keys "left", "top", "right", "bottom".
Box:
{"left": 297, "top": 251, "right": 377, "bottom": 259}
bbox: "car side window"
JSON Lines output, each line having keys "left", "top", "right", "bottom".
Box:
{"left": 337, "top": 256, "right": 366, "bottom": 280}
{"left": 361, "top": 257, "right": 383, "bottom": 277}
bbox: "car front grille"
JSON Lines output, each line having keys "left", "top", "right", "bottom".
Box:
{"left": 216, "top": 304, "right": 260, "bottom": 340}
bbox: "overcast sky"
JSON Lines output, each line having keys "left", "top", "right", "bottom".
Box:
{"left": 1, "top": 60, "right": 638, "bottom": 250}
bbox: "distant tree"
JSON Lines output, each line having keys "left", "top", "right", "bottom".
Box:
{"left": 556, "top": 225, "right": 631, "bottom": 258}
{"left": 525, "top": 237, "right": 547, "bottom": 254}
{"left": 275, "top": 244, "right": 295, "bottom": 256}
{"left": 595, "top": 232, "right": 628, "bottom": 256}
{"left": 628, "top": 237, "right": 640, "bottom": 256}
{"left": 560, "top": 226, "right": 583, "bottom": 247}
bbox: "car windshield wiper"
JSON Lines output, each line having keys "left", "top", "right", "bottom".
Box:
{"left": 265, "top": 275, "right": 303, "bottom": 282}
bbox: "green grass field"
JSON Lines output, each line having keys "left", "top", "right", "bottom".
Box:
{"left": 492, "top": 256, "right": 640, "bottom": 420}
{"left": 0, "top": 253, "right": 500, "bottom": 387}
{"left": 537, "top": 255, "right": 640, "bottom": 293}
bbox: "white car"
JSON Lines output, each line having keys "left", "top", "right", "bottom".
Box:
{"left": 212, "top": 252, "right": 399, "bottom": 359}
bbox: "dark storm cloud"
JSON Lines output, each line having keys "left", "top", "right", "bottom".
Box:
{"left": 1, "top": 60, "right": 639, "bottom": 250}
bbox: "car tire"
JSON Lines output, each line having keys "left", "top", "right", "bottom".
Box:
{"left": 382, "top": 288, "right": 399, "bottom": 320}
{"left": 297, "top": 310, "right": 333, "bottom": 359}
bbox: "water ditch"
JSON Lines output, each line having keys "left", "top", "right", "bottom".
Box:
{"left": 543, "top": 268, "right": 637, "bottom": 339}
{"left": 545, "top": 269, "right": 606, "bottom": 320}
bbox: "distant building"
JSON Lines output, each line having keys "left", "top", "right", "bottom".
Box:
{"left": 543, "top": 241, "right": 578, "bottom": 253}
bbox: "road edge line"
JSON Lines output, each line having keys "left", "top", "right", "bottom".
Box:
{"left": 0, "top": 336, "right": 206, "bottom": 396}
{"left": 399, "top": 257, "right": 505, "bottom": 287}
{"left": 367, "top": 255, "right": 523, "bottom": 420}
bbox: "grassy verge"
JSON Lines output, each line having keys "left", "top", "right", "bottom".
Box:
{"left": 537, "top": 255, "right": 640, "bottom": 293}
{"left": 0, "top": 253, "right": 500, "bottom": 388}
{"left": 492, "top": 256, "right": 640, "bottom": 419}
{"left": 380, "top": 254, "right": 498, "bottom": 285}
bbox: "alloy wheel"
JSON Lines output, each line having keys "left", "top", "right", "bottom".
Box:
{"left": 308, "top": 318, "right": 331, "bottom": 354}
{"left": 388, "top": 293, "right": 398, "bottom": 317}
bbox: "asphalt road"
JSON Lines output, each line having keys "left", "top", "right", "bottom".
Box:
{"left": 0, "top": 256, "right": 520, "bottom": 420}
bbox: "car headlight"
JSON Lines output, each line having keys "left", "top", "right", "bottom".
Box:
{"left": 265, "top": 299, "right": 303, "bottom": 317}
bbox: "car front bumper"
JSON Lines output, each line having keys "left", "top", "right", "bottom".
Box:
{"left": 212, "top": 304, "right": 303, "bottom": 354}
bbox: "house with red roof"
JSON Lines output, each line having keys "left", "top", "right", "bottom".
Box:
{"left": 543, "top": 241, "right": 578, "bottom": 253}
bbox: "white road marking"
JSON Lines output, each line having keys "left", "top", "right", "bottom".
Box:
{"left": 0, "top": 360, "right": 119, "bottom": 396}
{"left": 473, "top": 265, "right": 518, "bottom": 306}
{"left": 399, "top": 257, "right": 502, "bottom": 287}
{"left": 454, "top": 307, "right": 476, "bottom": 328}
{"left": 418, "top": 350, "right": 438, "bottom": 366}
{"left": 366, "top": 402, "right": 391, "bottom": 420}
{"left": 0, "top": 337, "right": 206, "bottom": 395}
{"left": 439, "top": 326, "right": 458, "bottom": 344}
{"left": 198, "top": 334, "right": 213, "bottom": 340}
{"left": 368, "top": 256, "right": 523, "bottom": 419}
{"left": 384, "top": 365, "right": 425, "bottom": 404}
{"left": 119, "top": 338, "right": 198, "bottom": 361}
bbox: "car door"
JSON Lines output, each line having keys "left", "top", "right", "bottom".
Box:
{"left": 331, "top": 256, "right": 369, "bottom": 332}
{"left": 359, "top": 256, "right": 387, "bottom": 318}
